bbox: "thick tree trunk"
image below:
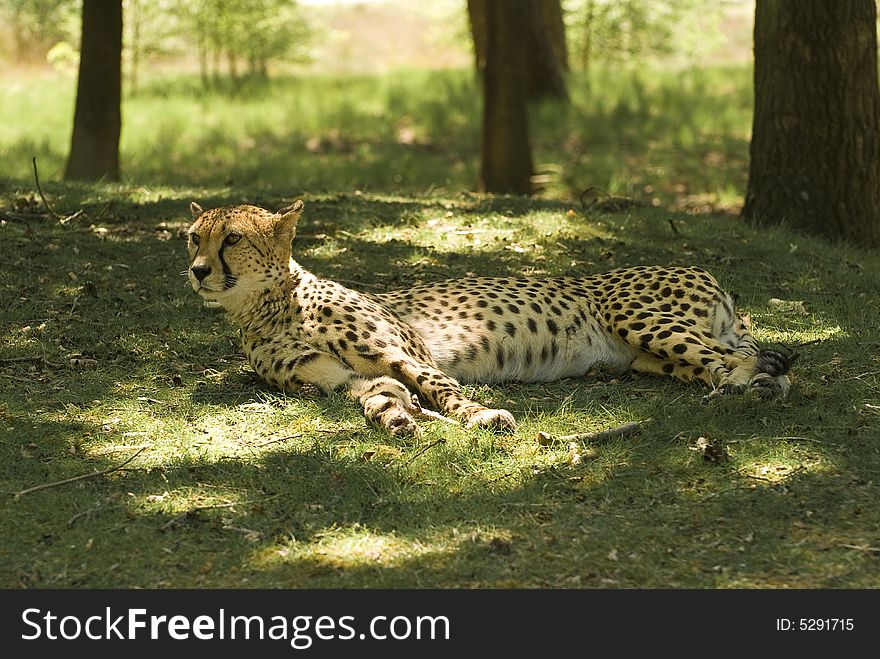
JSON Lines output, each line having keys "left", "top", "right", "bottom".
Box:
{"left": 742, "top": 0, "right": 880, "bottom": 247}
{"left": 480, "top": 0, "right": 534, "bottom": 194}
{"left": 468, "top": 0, "right": 568, "bottom": 101}
{"left": 64, "top": 0, "right": 123, "bottom": 181}
{"left": 467, "top": 0, "right": 488, "bottom": 73}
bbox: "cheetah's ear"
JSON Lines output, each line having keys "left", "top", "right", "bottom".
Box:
{"left": 274, "top": 200, "right": 304, "bottom": 240}
{"left": 190, "top": 202, "right": 204, "bottom": 220}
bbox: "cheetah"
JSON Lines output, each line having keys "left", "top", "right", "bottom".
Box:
{"left": 185, "top": 201, "right": 794, "bottom": 436}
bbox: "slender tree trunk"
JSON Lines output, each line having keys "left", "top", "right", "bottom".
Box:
{"left": 742, "top": 0, "right": 880, "bottom": 247}
{"left": 480, "top": 0, "right": 534, "bottom": 194}
{"left": 538, "top": 0, "right": 568, "bottom": 71}
{"left": 128, "top": 0, "right": 141, "bottom": 95}
{"left": 227, "top": 50, "right": 239, "bottom": 80}
{"left": 212, "top": 49, "right": 222, "bottom": 86}
{"left": 580, "top": 0, "right": 595, "bottom": 72}
{"left": 198, "top": 31, "right": 209, "bottom": 88}
{"left": 64, "top": 0, "right": 123, "bottom": 181}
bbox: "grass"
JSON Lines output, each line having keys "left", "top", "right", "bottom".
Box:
{"left": 0, "top": 64, "right": 877, "bottom": 588}
{"left": 0, "top": 65, "right": 752, "bottom": 207}
{"left": 1, "top": 178, "right": 879, "bottom": 588}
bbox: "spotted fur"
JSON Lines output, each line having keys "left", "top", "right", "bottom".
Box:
{"left": 186, "top": 202, "right": 792, "bottom": 436}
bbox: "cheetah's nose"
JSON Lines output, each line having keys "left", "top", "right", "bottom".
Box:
{"left": 191, "top": 265, "right": 211, "bottom": 282}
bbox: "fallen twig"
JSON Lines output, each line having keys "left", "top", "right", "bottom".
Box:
{"left": 0, "top": 211, "right": 33, "bottom": 233}
{"left": 536, "top": 420, "right": 642, "bottom": 446}
{"left": 12, "top": 447, "right": 148, "bottom": 500}
{"left": 401, "top": 438, "right": 447, "bottom": 466}
{"left": 32, "top": 156, "right": 64, "bottom": 220}
{"left": 839, "top": 543, "right": 880, "bottom": 555}
{"left": 252, "top": 434, "right": 302, "bottom": 448}
{"left": 251, "top": 428, "right": 338, "bottom": 449}
{"left": 32, "top": 156, "right": 84, "bottom": 224}
{"left": 67, "top": 503, "right": 109, "bottom": 528}
{"left": 413, "top": 406, "right": 459, "bottom": 425}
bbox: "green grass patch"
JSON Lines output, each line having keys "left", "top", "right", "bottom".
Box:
{"left": 1, "top": 181, "right": 878, "bottom": 588}
{"left": 0, "top": 65, "right": 751, "bottom": 208}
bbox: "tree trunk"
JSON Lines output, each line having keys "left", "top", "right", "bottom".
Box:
{"left": 480, "top": 0, "right": 534, "bottom": 194}
{"left": 742, "top": 0, "right": 880, "bottom": 247}
{"left": 537, "top": 0, "right": 568, "bottom": 71}
{"left": 198, "top": 32, "right": 209, "bottom": 88}
{"left": 227, "top": 50, "right": 239, "bottom": 80}
{"left": 579, "top": 0, "right": 595, "bottom": 72}
{"left": 128, "top": 0, "right": 141, "bottom": 95}
{"left": 525, "top": 0, "right": 568, "bottom": 100}
{"left": 467, "top": 0, "right": 488, "bottom": 73}
{"left": 64, "top": 0, "right": 123, "bottom": 182}
{"left": 469, "top": 0, "right": 567, "bottom": 102}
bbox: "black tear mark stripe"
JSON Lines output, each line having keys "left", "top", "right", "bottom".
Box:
{"left": 218, "top": 241, "right": 237, "bottom": 289}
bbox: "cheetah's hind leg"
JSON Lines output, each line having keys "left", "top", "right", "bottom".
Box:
{"left": 702, "top": 345, "right": 798, "bottom": 403}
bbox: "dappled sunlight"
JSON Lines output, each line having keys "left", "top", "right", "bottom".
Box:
{"left": 1, "top": 66, "right": 755, "bottom": 203}
{"left": 750, "top": 324, "right": 846, "bottom": 347}
{"left": 735, "top": 458, "right": 830, "bottom": 486}
{"left": 3, "top": 183, "right": 880, "bottom": 587}
{"left": 128, "top": 485, "right": 250, "bottom": 521}
{"left": 250, "top": 525, "right": 457, "bottom": 573}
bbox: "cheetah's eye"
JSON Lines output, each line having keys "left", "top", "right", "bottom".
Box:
{"left": 190, "top": 233, "right": 201, "bottom": 246}
{"left": 224, "top": 233, "right": 242, "bottom": 246}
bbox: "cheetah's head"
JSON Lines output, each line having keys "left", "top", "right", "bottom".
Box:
{"left": 186, "top": 201, "right": 304, "bottom": 309}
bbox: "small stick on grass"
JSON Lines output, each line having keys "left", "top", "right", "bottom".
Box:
{"left": 32, "top": 156, "right": 84, "bottom": 224}
{"left": 839, "top": 543, "right": 880, "bottom": 555}
{"left": 401, "top": 438, "right": 447, "bottom": 466}
{"left": 252, "top": 434, "right": 302, "bottom": 448}
{"left": 12, "top": 447, "right": 148, "bottom": 500}
{"left": 413, "top": 407, "right": 459, "bottom": 425}
{"left": 251, "top": 428, "right": 338, "bottom": 448}
{"left": 536, "top": 420, "right": 642, "bottom": 446}
{"left": 68, "top": 503, "right": 107, "bottom": 528}
{"left": 0, "top": 211, "right": 33, "bottom": 233}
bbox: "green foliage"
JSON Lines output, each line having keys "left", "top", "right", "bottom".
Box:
{"left": 174, "top": 0, "right": 313, "bottom": 82}
{"left": 0, "top": 0, "right": 79, "bottom": 62}
{"left": 0, "top": 65, "right": 752, "bottom": 210}
{"left": 563, "top": 0, "right": 726, "bottom": 69}
{"left": 1, "top": 182, "right": 878, "bottom": 588}
{"left": 0, "top": 0, "right": 312, "bottom": 83}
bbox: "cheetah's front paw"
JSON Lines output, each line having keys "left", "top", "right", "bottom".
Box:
{"left": 749, "top": 372, "right": 790, "bottom": 399}
{"left": 363, "top": 394, "right": 420, "bottom": 437}
{"left": 354, "top": 377, "right": 420, "bottom": 437}
{"left": 465, "top": 408, "right": 517, "bottom": 433}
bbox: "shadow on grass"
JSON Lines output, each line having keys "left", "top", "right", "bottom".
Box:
{"left": 1, "top": 188, "right": 879, "bottom": 588}
{"left": 3, "top": 407, "right": 877, "bottom": 588}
